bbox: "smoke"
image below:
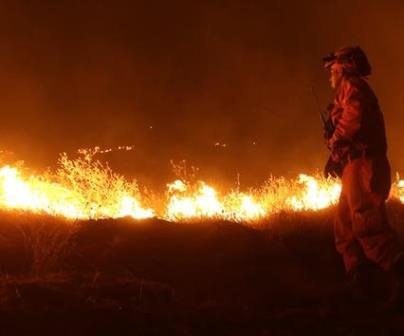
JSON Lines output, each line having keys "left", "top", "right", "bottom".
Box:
{"left": 0, "top": 0, "right": 403, "bottom": 186}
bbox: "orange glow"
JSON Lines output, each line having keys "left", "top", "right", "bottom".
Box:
{"left": 0, "top": 151, "right": 154, "bottom": 220}
{"left": 286, "top": 174, "right": 341, "bottom": 211}
{"left": 397, "top": 179, "right": 404, "bottom": 203}
{"left": 0, "top": 151, "right": 403, "bottom": 222}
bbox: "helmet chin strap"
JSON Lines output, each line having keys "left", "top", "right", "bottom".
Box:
{"left": 330, "top": 64, "right": 345, "bottom": 89}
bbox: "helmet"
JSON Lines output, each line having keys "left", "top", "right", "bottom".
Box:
{"left": 323, "top": 46, "right": 372, "bottom": 77}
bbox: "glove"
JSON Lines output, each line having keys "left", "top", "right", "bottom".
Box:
{"left": 324, "top": 155, "right": 344, "bottom": 178}
{"left": 323, "top": 118, "right": 335, "bottom": 140}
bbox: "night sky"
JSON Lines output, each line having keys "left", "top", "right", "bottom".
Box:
{"left": 1, "top": 0, "right": 404, "bottom": 187}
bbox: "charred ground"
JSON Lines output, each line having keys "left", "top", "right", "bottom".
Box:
{"left": 0, "top": 204, "right": 403, "bottom": 335}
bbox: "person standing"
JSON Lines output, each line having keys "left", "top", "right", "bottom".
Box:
{"left": 323, "top": 46, "right": 404, "bottom": 309}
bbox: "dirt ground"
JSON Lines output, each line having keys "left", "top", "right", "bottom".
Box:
{"left": 0, "top": 204, "right": 403, "bottom": 335}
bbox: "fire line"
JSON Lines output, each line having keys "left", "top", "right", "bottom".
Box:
{"left": 0, "top": 150, "right": 403, "bottom": 222}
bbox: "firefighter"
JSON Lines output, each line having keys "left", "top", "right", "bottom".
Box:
{"left": 323, "top": 46, "right": 404, "bottom": 309}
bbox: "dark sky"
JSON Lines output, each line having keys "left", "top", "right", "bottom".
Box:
{"left": 1, "top": 0, "right": 404, "bottom": 187}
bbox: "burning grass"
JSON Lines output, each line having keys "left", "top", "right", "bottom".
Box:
{"left": 0, "top": 149, "right": 403, "bottom": 224}
{"left": 0, "top": 150, "right": 396, "bottom": 224}
{"left": 0, "top": 149, "right": 154, "bottom": 220}
{"left": 0, "top": 149, "right": 401, "bottom": 334}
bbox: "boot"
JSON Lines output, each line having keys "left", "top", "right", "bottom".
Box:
{"left": 382, "top": 255, "right": 404, "bottom": 312}
{"left": 343, "top": 262, "right": 372, "bottom": 304}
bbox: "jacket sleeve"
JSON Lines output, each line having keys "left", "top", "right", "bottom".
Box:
{"left": 329, "top": 81, "right": 364, "bottom": 149}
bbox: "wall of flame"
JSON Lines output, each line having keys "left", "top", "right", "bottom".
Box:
{"left": 0, "top": 152, "right": 403, "bottom": 222}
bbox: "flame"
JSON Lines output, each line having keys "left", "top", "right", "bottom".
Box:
{"left": 225, "top": 193, "right": 266, "bottom": 222}
{"left": 0, "top": 151, "right": 154, "bottom": 220}
{"left": 119, "top": 196, "right": 154, "bottom": 219}
{"left": 286, "top": 174, "right": 341, "bottom": 211}
{"left": 398, "top": 180, "right": 404, "bottom": 203}
{"left": 0, "top": 150, "right": 404, "bottom": 222}
{"left": 166, "top": 180, "right": 266, "bottom": 222}
{"left": 166, "top": 180, "right": 223, "bottom": 220}
{"left": 0, "top": 166, "right": 85, "bottom": 219}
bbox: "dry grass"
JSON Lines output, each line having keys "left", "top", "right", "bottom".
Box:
{"left": 0, "top": 200, "right": 402, "bottom": 275}
{"left": 0, "top": 204, "right": 402, "bottom": 335}
{"left": 0, "top": 211, "right": 80, "bottom": 276}
{"left": 18, "top": 220, "right": 77, "bottom": 275}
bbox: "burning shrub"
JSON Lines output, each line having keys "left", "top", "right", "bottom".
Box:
{"left": 56, "top": 149, "right": 153, "bottom": 219}
{"left": 0, "top": 149, "right": 154, "bottom": 220}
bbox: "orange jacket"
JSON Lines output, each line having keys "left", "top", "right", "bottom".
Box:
{"left": 328, "top": 75, "right": 388, "bottom": 160}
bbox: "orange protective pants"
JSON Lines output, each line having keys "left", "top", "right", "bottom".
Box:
{"left": 335, "top": 155, "right": 402, "bottom": 272}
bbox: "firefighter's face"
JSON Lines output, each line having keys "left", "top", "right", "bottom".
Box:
{"left": 329, "top": 63, "right": 344, "bottom": 89}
